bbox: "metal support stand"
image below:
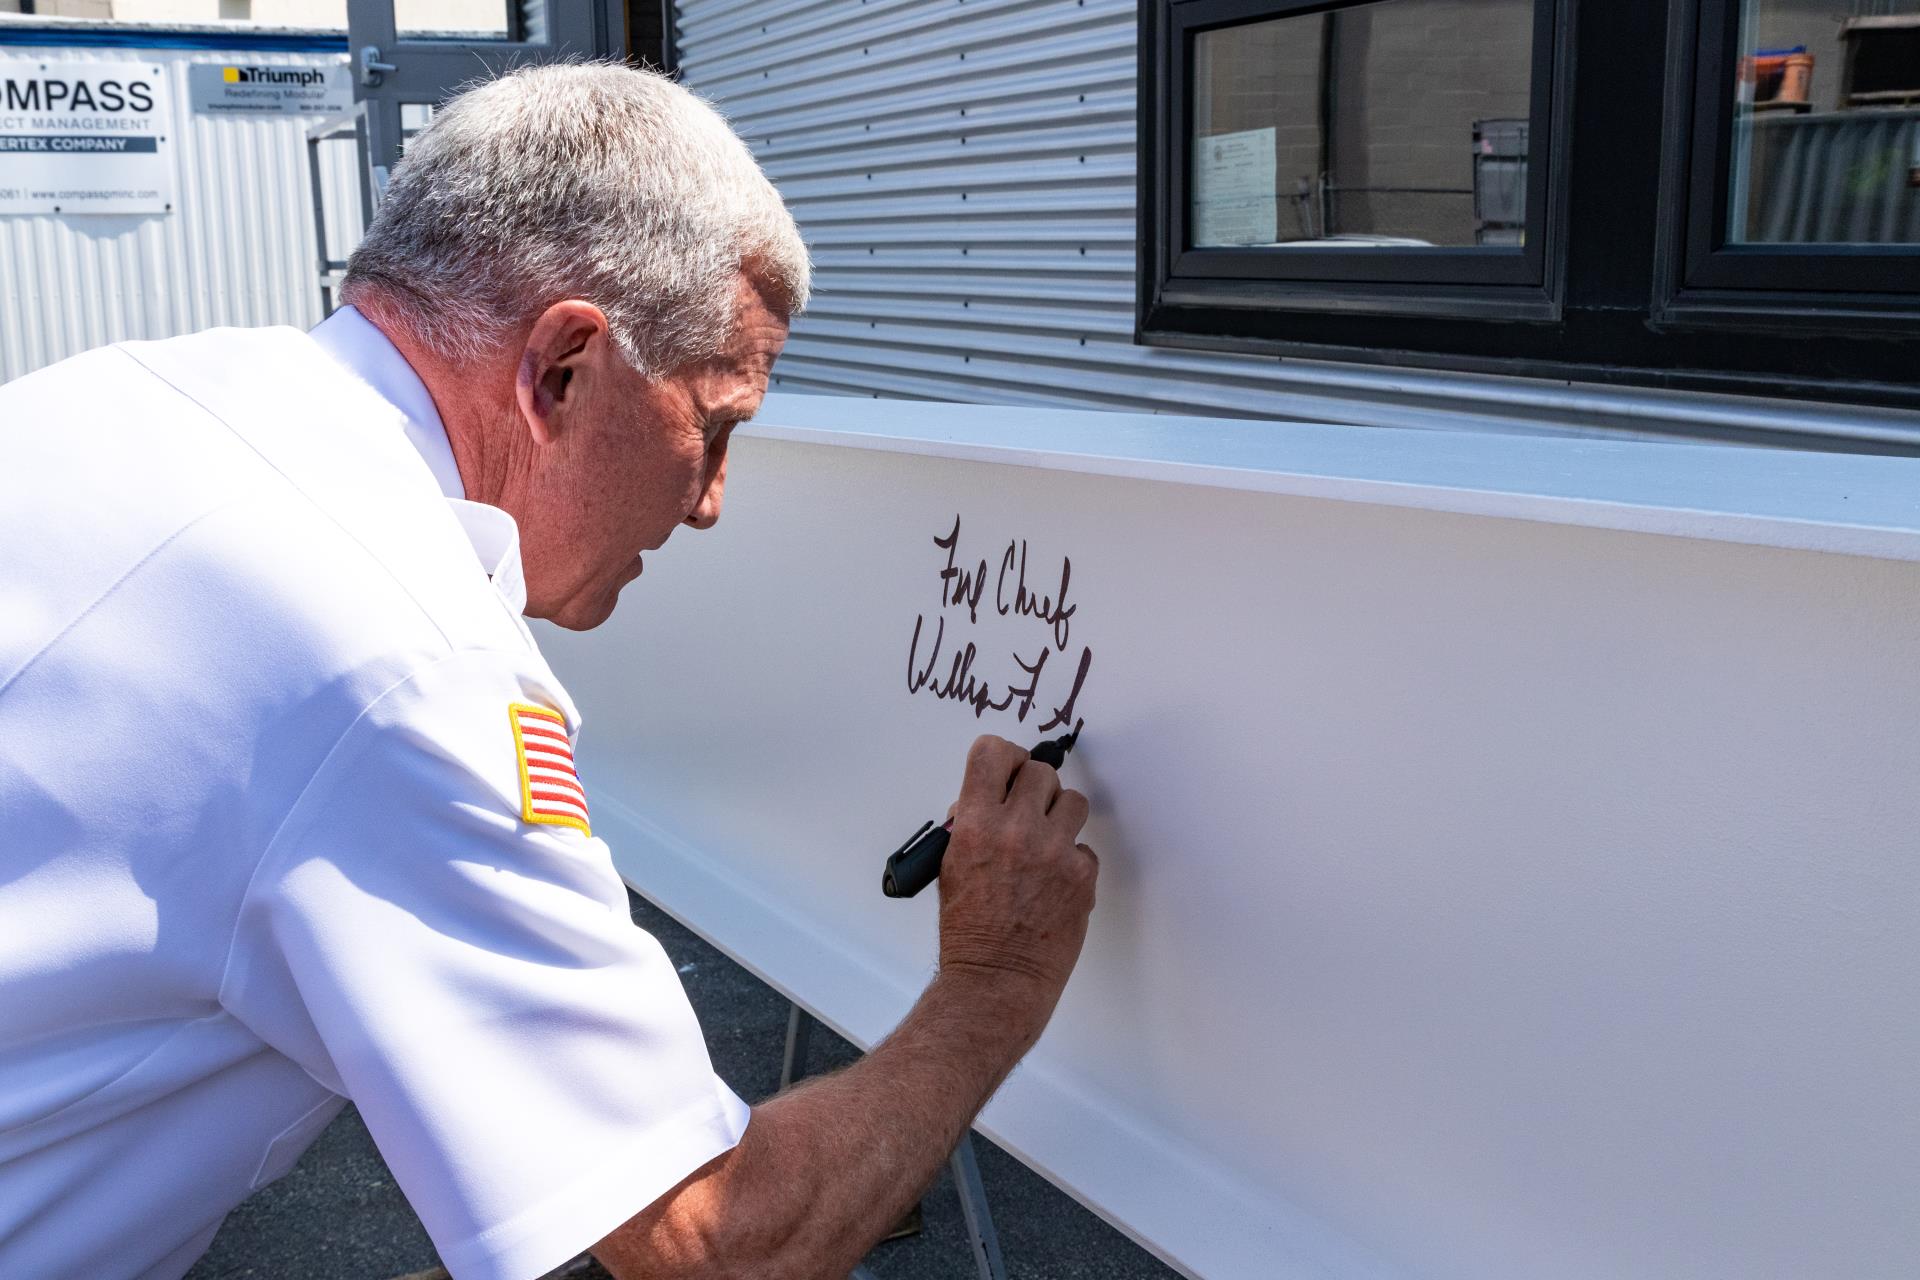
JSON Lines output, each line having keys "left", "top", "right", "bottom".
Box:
{"left": 779, "top": 1001, "right": 814, "bottom": 1091}
{"left": 781, "top": 1002, "right": 1008, "bottom": 1280}
{"left": 948, "top": 1130, "right": 1008, "bottom": 1280}
{"left": 304, "top": 104, "right": 379, "bottom": 317}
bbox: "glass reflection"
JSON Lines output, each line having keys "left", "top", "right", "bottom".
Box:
{"left": 1190, "top": 0, "right": 1535, "bottom": 249}
{"left": 1729, "top": 0, "right": 1920, "bottom": 243}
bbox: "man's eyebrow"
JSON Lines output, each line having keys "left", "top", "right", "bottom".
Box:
{"left": 710, "top": 395, "right": 761, "bottom": 426}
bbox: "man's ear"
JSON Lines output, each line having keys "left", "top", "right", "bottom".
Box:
{"left": 516, "top": 300, "right": 613, "bottom": 447}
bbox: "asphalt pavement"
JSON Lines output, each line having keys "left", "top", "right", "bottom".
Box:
{"left": 185, "top": 891, "right": 1181, "bottom": 1280}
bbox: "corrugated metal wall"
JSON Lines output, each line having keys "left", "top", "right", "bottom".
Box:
{"left": 0, "top": 42, "right": 364, "bottom": 381}
{"left": 675, "top": 0, "right": 1920, "bottom": 449}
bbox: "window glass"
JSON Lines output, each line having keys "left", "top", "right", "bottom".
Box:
{"left": 34, "top": 0, "right": 347, "bottom": 24}
{"left": 400, "top": 101, "right": 436, "bottom": 150}
{"left": 1728, "top": 0, "right": 1920, "bottom": 243}
{"left": 396, "top": 0, "right": 512, "bottom": 39}
{"left": 1189, "top": 0, "right": 1536, "bottom": 249}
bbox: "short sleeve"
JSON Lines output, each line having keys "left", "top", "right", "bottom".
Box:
{"left": 220, "top": 650, "right": 748, "bottom": 1280}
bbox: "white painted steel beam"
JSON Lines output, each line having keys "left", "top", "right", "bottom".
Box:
{"left": 539, "top": 395, "right": 1920, "bottom": 1279}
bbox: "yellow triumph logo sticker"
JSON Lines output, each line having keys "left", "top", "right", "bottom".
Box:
{"left": 222, "top": 67, "right": 240, "bottom": 83}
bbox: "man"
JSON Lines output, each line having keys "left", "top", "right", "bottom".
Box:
{"left": 0, "top": 63, "right": 1098, "bottom": 1280}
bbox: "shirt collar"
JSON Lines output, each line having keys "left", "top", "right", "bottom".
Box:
{"left": 310, "top": 305, "right": 465, "bottom": 501}
{"left": 445, "top": 500, "right": 528, "bottom": 616}
{"left": 310, "top": 306, "right": 528, "bottom": 615}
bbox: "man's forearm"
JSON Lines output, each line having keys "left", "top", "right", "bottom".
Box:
{"left": 600, "top": 735, "right": 1098, "bottom": 1278}
{"left": 595, "top": 965, "right": 1050, "bottom": 1279}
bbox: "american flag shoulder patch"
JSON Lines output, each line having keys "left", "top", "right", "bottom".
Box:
{"left": 509, "top": 702, "right": 591, "bottom": 836}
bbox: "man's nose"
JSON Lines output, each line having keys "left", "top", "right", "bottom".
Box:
{"left": 683, "top": 453, "right": 727, "bottom": 530}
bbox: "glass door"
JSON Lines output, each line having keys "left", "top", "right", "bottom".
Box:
{"left": 346, "top": 0, "right": 625, "bottom": 173}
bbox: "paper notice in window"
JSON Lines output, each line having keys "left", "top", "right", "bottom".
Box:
{"left": 1192, "top": 126, "right": 1277, "bottom": 247}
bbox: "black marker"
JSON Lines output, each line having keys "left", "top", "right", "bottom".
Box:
{"left": 881, "top": 725, "right": 1082, "bottom": 899}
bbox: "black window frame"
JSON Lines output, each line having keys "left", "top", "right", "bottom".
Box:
{"left": 1140, "top": 0, "right": 1920, "bottom": 413}
{"left": 1655, "top": 0, "right": 1920, "bottom": 330}
{"left": 1158, "top": 0, "right": 1568, "bottom": 322}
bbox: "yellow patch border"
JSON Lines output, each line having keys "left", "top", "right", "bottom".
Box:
{"left": 509, "top": 702, "right": 591, "bottom": 836}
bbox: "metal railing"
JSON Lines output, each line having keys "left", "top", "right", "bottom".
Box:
{"left": 305, "top": 101, "right": 381, "bottom": 316}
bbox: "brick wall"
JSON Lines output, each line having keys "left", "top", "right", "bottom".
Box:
{"left": 1194, "top": 0, "right": 1534, "bottom": 245}
{"left": 1195, "top": 13, "right": 1326, "bottom": 239}
{"left": 1332, "top": 0, "right": 1533, "bottom": 244}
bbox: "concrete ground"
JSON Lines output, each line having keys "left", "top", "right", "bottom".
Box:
{"left": 186, "top": 892, "right": 1181, "bottom": 1280}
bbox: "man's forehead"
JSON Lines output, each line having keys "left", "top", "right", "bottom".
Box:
{"left": 717, "top": 303, "right": 789, "bottom": 379}
{"left": 732, "top": 314, "right": 789, "bottom": 362}
{"left": 675, "top": 276, "right": 789, "bottom": 416}
{"left": 734, "top": 267, "right": 792, "bottom": 330}
{"left": 693, "top": 329, "right": 782, "bottom": 419}
{"left": 734, "top": 291, "right": 791, "bottom": 346}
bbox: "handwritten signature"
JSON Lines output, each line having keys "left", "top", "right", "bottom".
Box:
{"left": 906, "top": 515, "right": 1092, "bottom": 732}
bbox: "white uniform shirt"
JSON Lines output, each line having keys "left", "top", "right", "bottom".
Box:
{"left": 0, "top": 315, "right": 749, "bottom": 1280}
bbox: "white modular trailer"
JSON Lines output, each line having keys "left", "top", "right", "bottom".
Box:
{"left": 0, "top": 23, "right": 364, "bottom": 382}
{"left": 673, "top": 0, "right": 1920, "bottom": 450}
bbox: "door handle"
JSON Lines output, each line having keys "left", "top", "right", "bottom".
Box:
{"left": 359, "top": 45, "right": 398, "bottom": 88}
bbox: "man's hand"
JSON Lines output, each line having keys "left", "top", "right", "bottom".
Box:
{"left": 938, "top": 736, "right": 1098, "bottom": 1036}
{"left": 595, "top": 735, "right": 1099, "bottom": 1280}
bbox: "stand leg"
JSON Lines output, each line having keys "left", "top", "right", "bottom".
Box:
{"left": 950, "top": 1133, "right": 1008, "bottom": 1280}
{"left": 781, "top": 1002, "right": 815, "bottom": 1090}
{"left": 781, "top": 1001, "right": 1003, "bottom": 1280}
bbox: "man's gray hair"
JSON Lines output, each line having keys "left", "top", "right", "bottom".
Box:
{"left": 342, "top": 62, "right": 810, "bottom": 378}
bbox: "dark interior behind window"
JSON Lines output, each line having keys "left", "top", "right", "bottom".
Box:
{"left": 1141, "top": 0, "right": 1920, "bottom": 411}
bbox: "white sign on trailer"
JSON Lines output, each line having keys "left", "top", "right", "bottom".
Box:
{"left": 187, "top": 61, "right": 352, "bottom": 116}
{"left": 0, "top": 59, "right": 171, "bottom": 215}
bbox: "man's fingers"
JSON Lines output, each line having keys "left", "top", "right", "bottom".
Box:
{"left": 1007, "top": 757, "right": 1060, "bottom": 814}
{"left": 959, "top": 735, "right": 1026, "bottom": 809}
{"left": 1049, "top": 788, "right": 1090, "bottom": 838}
{"left": 1076, "top": 843, "right": 1100, "bottom": 902}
